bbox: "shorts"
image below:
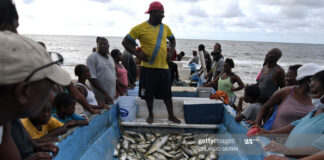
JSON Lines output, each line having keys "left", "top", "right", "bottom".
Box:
{"left": 139, "top": 67, "right": 171, "bottom": 100}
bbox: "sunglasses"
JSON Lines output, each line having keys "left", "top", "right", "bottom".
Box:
{"left": 24, "top": 52, "right": 64, "bottom": 82}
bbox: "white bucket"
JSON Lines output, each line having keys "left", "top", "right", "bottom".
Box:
{"left": 118, "top": 97, "right": 137, "bottom": 122}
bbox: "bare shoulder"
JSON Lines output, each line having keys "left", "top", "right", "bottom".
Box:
{"left": 274, "top": 86, "right": 291, "bottom": 96}
{"left": 276, "top": 65, "right": 285, "bottom": 74}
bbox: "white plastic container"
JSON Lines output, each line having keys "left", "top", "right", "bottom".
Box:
{"left": 118, "top": 96, "right": 137, "bottom": 122}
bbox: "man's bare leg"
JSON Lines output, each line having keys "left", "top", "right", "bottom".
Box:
{"left": 145, "top": 99, "right": 154, "bottom": 124}
{"left": 164, "top": 99, "right": 181, "bottom": 124}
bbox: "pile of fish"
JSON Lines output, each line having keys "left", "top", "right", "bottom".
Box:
{"left": 114, "top": 130, "right": 217, "bottom": 160}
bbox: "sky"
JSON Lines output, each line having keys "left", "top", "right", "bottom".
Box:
{"left": 14, "top": 0, "right": 324, "bottom": 44}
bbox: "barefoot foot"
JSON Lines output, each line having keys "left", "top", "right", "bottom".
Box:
{"left": 168, "top": 116, "right": 181, "bottom": 124}
{"left": 146, "top": 116, "right": 154, "bottom": 124}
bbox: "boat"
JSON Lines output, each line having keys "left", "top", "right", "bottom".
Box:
{"left": 54, "top": 88, "right": 280, "bottom": 160}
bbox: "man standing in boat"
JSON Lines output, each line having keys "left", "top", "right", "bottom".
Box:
{"left": 122, "top": 1, "right": 181, "bottom": 124}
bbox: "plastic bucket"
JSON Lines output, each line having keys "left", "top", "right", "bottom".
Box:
{"left": 118, "top": 96, "right": 137, "bottom": 122}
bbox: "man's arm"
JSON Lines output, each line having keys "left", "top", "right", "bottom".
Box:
{"left": 122, "top": 37, "right": 148, "bottom": 62}
{"left": 168, "top": 37, "right": 176, "bottom": 62}
{"left": 67, "top": 83, "right": 102, "bottom": 113}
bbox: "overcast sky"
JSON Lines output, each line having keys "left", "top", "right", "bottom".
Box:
{"left": 15, "top": 0, "right": 324, "bottom": 44}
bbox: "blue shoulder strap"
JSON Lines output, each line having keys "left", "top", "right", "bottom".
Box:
{"left": 149, "top": 24, "right": 164, "bottom": 65}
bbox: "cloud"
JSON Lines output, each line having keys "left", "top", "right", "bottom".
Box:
{"left": 22, "top": 0, "right": 34, "bottom": 4}
{"left": 219, "top": 1, "right": 244, "bottom": 18}
{"left": 13, "top": 0, "right": 324, "bottom": 44}
{"left": 187, "top": 7, "right": 208, "bottom": 18}
{"left": 90, "top": 0, "right": 112, "bottom": 3}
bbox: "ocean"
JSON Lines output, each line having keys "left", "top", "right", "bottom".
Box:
{"left": 25, "top": 34, "right": 324, "bottom": 84}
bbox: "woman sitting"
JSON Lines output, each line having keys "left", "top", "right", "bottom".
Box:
{"left": 254, "top": 64, "right": 322, "bottom": 129}
{"left": 204, "top": 58, "right": 244, "bottom": 106}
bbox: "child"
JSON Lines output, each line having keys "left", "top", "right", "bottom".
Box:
{"left": 235, "top": 84, "right": 262, "bottom": 122}
{"left": 74, "top": 64, "right": 109, "bottom": 114}
{"left": 52, "top": 93, "right": 89, "bottom": 125}
{"left": 21, "top": 102, "right": 77, "bottom": 141}
{"left": 111, "top": 49, "right": 128, "bottom": 97}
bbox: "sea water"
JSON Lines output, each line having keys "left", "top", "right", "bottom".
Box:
{"left": 25, "top": 34, "right": 324, "bottom": 84}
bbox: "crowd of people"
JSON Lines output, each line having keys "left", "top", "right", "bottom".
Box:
{"left": 1, "top": 0, "right": 324, "bottom": 159}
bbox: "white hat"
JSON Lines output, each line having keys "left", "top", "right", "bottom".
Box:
{"left": 0, "top": 31, "right": 71, "bottom": 85}
{"left": 296, "top": 63, "right": 324, "bottom": 81}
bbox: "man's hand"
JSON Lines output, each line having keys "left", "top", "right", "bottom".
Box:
{"left": 104, "top": 94, "right": 114, "bottom": 105}
{"left": 25, "top": 152, "right": 52, "bottom": 160}
{"left": 135, "top": 52, "right": 149, "bottom": 62}
{"left": 34, "top": 143, "right": 59, "bottom": 157}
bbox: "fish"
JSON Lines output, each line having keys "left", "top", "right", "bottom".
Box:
{"left": 162, "top": 145, "right": 172, "bottom": 151}
{"left": 126, "top": 155, "right": 137, "bottom": 160}
{"left": 189, "top": 156, "right": 198, "bottom": 160}
{"left": 130, "top": 144, "right": 137, "bottom": 149}
{"left": 137, "top": 148, "right": 146, "bottom": 153}
{"left": 181, "top": 150, "right": 189, "bottom": 158}
{"left": 119, "top": 152, "right": 127, "bottom": 160}
{"left": 137, "top": 144, "right": 150, "bottom": 149}
{"left": 153, "top": 152, "right": 167, "bottom": 160}
{"left": 147, "top": 155, "right": 157, "bottom": 160}
{"left": 145, "top": 135, "right": 169, "bottom": 156}
{"left": 122, "top": 139, "right": 129, "bottom": 150}
{"left": 122, "top": 135, "right": 136, "bottom": 144}
{"left": 198, "top": 154, "right": 206, "bottom": 159}
{"left": 138, "top": 133, "right": 146, "bottom": 141}
{"left": 182, "top": 147, "right": 194, "bottom": 157}
{"left": 157, "top": 149, "right": 175, "bottom": 158}
{"left": 113, "top": 148, "right": 118, "bottom": 157}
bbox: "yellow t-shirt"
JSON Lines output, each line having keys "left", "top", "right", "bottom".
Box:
{"left": 21, "top": 117, "right": 64, "bottom": 139}
{"left": 127, "top": 22, "right": 174, "bottom": 69}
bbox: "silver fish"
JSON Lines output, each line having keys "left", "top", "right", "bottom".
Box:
{"left": 198, "top": 154, "right": 206, "bottom": 159}
{"left": 137, "top": 144, "right": 150, "bottom": 149}
{"left": 153, "top": 152, "right": 167, "bottom": 160}
{"left": 137, "top": 148, "right": 146, "bottom": 153}
{"left": 113, "top": 149, "right": 118, "bottom": 157}
{"left": 181, "top": 150, "right": 189, "bottom": 158}
{"left": 147, "top": 155, "right": 157, "bottom": 160}
{"left": 189, "top": 157, "right": 198, "bottom": 160}
{"left": 116, "top": 143, "right": 121, "bottom": 150}
{"left": 122, "top": 135, "right": 136, "bottom": 144}
{"left": 122, "top": 139, "right": 129, "bottom": 150}
{"left": 157, "top": 149, "right": 175, "bottom": 158}
{"left": 182, "top": 148, "right": 194, "bottom": 157}
{"left": 162, "top": 145, "right": 172, "bottom": 151}
{"left": 138, "top": 133, "right": 146, "bottom": 141}
{"left": 126, "top": 155, "right": 137, "bottom": 160}
{"left": 130, "top": 144, "right": 137, "bottom": 149}
{"left": 145, "top": 135, "right": 169, "bottom": 156}
{"left": 119, "top": 153, "right": 127, "bottom": 160}
{"left": 136, "top": 151, "right": 144, "bottom": 159}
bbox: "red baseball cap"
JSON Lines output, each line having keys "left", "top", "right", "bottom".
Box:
{"left": 145, "top": 1, "right": 164, "bottom": 14}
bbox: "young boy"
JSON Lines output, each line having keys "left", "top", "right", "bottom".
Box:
{"left": 235, "top": 84, "right": 262, "bottom": 122}
{"left": 52, "top": 93, "right": 89, "bottom": 125}
{"left": 21, "top": 102, "right": 78, "bottom": 141}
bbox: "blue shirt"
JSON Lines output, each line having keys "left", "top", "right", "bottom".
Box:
{"left": 52, "top": 113, "right": 86, "bottom": 123}
{"left": 284, "top": 109, "right": 324, "bottom": 150}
